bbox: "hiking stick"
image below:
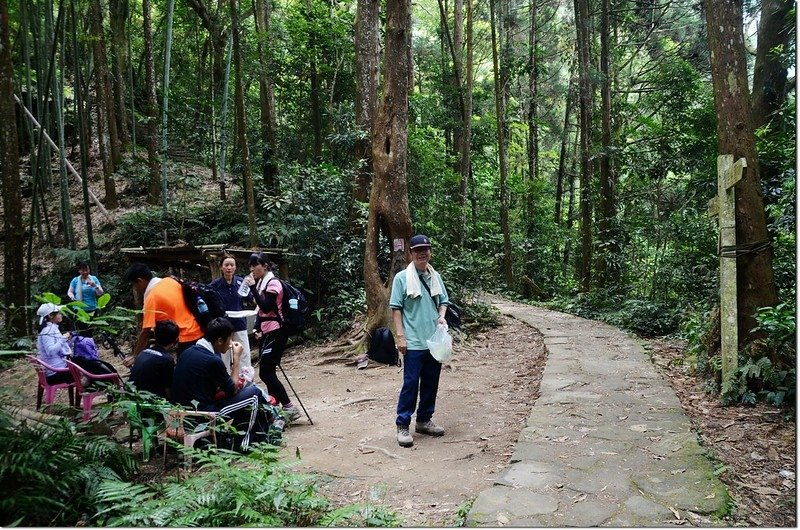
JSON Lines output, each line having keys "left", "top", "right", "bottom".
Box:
{"left": 278, "top": 364, "right": 313, "bottom": 425}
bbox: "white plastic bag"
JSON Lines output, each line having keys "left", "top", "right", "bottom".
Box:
{"left": 427, "top": 325, "right": 453, "bottom": 363}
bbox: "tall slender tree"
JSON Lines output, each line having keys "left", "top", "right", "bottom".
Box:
{"left": 750, "top": 0, "right": 794, "bottom": 196}
{"left": 109, "top": 0, "right": 129, "bottom": 143}
{"left": 352, "top": 0, "right": 380, "bottom": 213}
{"left": 364, "top": 0, "right": 414, "bottom": 333}
{"left": 704, "top": 0, "right": 779, "bottom": 350}
{"left": 1, "top": 0, "right": 26, "bottom": 334}
{"left": 230, "top": 0, "right": 259, "bottom": 246}
{"left": 574, "top": 0, "right": 593, "bottom": 291}
{"left": 143, "top": 0, "right": 160, "bottom": 203}
{"left": 458, "top": 0, "right": 474, "bottom": 245}
{"left": 90, "top": 0, "right": 121, "bottom": 198}
{"left": 254, "top": 0, "right": 278, "bottom": 192}
{"left": 596, "top": 0, "right": 617, "bottom": 286}
{"left": 70, "top": 0, "right": 97, "bottom": 266}
{"left": 490, "top": 0, "right": 514, "bottom": 288}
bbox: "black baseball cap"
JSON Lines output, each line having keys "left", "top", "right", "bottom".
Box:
{"left": 409, "top": 234, "right": 432, "bottom": 250}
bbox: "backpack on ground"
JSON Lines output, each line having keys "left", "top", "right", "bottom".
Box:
{"left": 264, "top": 278, "right": 308, "bottom": 336}
{"left": 366, "top": 327, "right": 400, "bottom": 366}
{"left": 171, "top": 276, "right": 227, "bottom": 330}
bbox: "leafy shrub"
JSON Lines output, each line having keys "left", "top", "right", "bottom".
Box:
{"left": 0, "top": 401, "right": 136, "bottom": 526}
{"left": 750, "top": 302, "right": 796, "bottom": 364}
{"left": 721, "top": 355, "right": 795, "bottom": 407}
{"left": 618, "top": 299, "right": 680, "bottom": 337}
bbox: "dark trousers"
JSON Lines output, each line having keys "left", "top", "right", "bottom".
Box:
{"left": 396, "top": 349, "right": 442, "bottom": 427}
{"left": 175, "top": 340, "right": 199, "bottom": 358}
{"left": 46, "top": 370, "right": 74, "bottom": 386}
{"left": 208, "top": 386, "right": 272, "bottom": 452}
{"left": 258, "top": 328, "right": 290, "bottom": 406}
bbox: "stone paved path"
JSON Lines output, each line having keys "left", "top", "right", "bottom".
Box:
{"left": 466, "top": 298, "right": 728, "bottom": 527}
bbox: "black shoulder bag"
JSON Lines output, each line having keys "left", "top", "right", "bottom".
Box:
{"left": 418, "top": 275, "right": 462, "bottom": 329}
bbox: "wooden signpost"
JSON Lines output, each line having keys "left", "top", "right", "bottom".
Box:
{"left": 708, "top": 155, "right": 746, "bottom": 388}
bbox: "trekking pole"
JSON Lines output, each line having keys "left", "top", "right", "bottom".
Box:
{"left": 278, "top": 364, "right": 313, "bottom": 425}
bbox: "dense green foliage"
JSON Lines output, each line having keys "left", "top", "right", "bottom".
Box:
{"left": 5, "top": 0, "right": 795, "bottom": 398}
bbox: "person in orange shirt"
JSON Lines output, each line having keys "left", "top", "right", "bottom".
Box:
{"left": 122, "top": 262, "right": 203, "bottom": 367}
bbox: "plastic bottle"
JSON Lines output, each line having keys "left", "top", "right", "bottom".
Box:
{"left": 289, "top": 298, "right": 298, "bottom": 310}
{"left": 197, "top": 296, "right": 209, "bottom": 313}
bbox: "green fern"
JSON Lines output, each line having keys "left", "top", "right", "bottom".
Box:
{"left": 91, "top": 444, "right": 336, "bottom": 527}
{"left": 0, "top": 403, "right": 136, "bottom": 526}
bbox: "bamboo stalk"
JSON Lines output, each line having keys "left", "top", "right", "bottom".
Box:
{"left": 14, "top": 94, "right": 110, "bottom": 217}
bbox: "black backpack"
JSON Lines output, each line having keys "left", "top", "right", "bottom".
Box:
{"left": 264, "top": 278, "right": 308, "bottom": 335}
{"left": 366, "top": 327, "right": 400, "bottom": 366}
{"left": 172, "top": 276, "right": 227, "bottom": 330}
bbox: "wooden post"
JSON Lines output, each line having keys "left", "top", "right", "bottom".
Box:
{"left": 708, "top": 155, "right": 745, "bottom": 388}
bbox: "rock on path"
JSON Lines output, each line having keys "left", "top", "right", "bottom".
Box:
{"left": 467, "top": 298, "right": 728, "bottom": 527}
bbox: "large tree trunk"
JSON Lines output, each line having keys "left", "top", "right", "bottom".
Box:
{"left": 109, "top": 0, "right": 129, "bottom": 144}
{"left": 351, "top": 0, "right": 380, "bottom": 224}
{"left": 490, "top": 0, "right": 513, "bottom": 288}
{"left": 704, "top": 0, "right": 779, "bottom": 348}
{"left": 574, "top": 0, "right": 593, "bottom": 292}
{"left": 230, "top": 0, "right": 259, "bottom": 247}
{"left": 254, "top": 0, "right": 278, "bottom": 193}
{"left": 1, "top": 0, "right": 26, "bottom": 335}
{"left": 143, "top": 0, "right": 160, "bottom": 203}
{"left": 364, "top": 0, "right": 413, "bottom": 335}
{"left": 596, "top": 0, "right": 616, "bottom": 286}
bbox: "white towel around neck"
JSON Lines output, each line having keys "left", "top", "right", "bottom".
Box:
{"left": 255, "top": 271, "right": 275, "bottom": 294}
{"left": 405, "top": 262, "right": 442, "bottom": 299}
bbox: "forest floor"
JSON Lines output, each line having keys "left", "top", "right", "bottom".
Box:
{"left": 3, "top": 309, "right": 794, "bottom": 526}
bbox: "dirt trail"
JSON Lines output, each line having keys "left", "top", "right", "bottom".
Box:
{"left": 272, "top": 315, "right": 546, "bottom": 526}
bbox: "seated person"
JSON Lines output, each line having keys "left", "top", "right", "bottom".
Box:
{"left": 171, "top": 317, "right": 277, "bottom": 451}
{"left": 36, "top": 302, "right": 72, "bottom": 385}
{"left": 130, "top": 320, "right": 179, "bottom": 400}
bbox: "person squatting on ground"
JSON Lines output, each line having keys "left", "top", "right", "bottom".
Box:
{"left": 390, "top": 234, "right": 451, "bottom": 448}
{"left": 242, "top": 252, "right": 301, "bottom": 423}
{"left": 170, "top": 317, "right": 276, "bottom": 452}
{"left": 210, "top": 255, "right": 253, "bottom": 376}
{"left": 123, "top": 262, "right": 204, "bottom": 367}
{"left": 129, "top": 319, "right": 180, "bottom": 400}
{"left": 67, "top": 261, "right": 104, "bottom": 336}
{"left": 36, "top": 302, "right": 73, "bottom": 385}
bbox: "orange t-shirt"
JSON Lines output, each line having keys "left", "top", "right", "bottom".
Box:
{"left": 142, "top": 278, "right": 203, "bottom": 343}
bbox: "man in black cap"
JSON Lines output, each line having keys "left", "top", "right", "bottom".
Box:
{"left": 389, "top": 234, "right": 451, "bottom": 447}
